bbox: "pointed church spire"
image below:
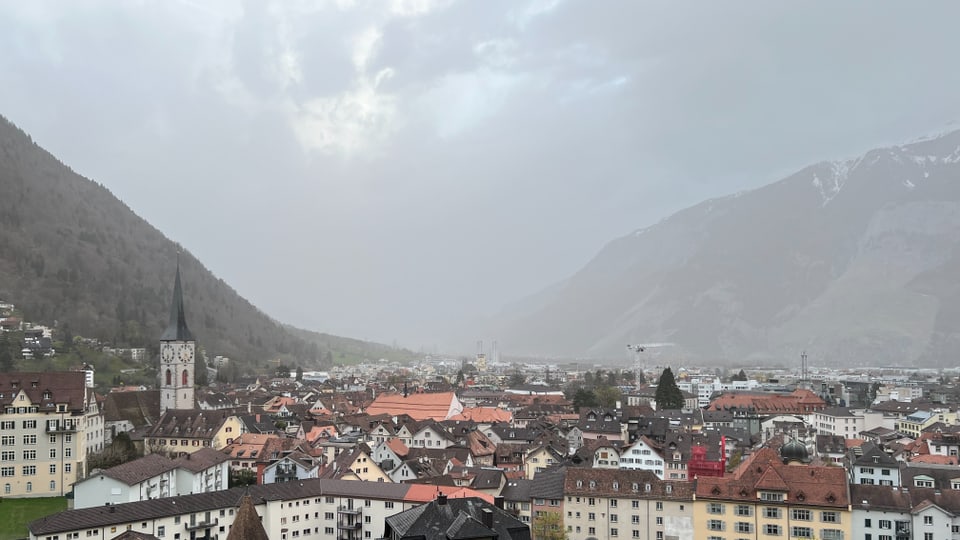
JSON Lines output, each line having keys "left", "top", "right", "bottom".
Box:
{"left": 160, "top": 257, "right": 194, "bottom": 341}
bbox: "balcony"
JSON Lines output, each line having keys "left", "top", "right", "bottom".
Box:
{"left": 337, "top": 522, "right": 362, "bottom": 530}
{"left": 185, "top": 518, "right": 218, "bottom": 531}
{"left": 46, "top": 422, "right": 77, "bottom": 433}
{"left": 338, "top": 505, "right": 361, "bottom": 515}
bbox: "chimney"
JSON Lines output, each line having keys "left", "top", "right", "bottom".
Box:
{"left": 481, "top": 508, "right": 493, "bottom": 529}
{"left": 437, "top": 493, "right": 447, "bottom": 505}
{"left": 494, "top": 496, "right": 504, "bottom": 509}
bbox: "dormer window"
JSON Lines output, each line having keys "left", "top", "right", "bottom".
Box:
{"left": 576, "top": 480, "right": 583, "bottom": 488}
{"left": 665, "top": 484, "right": 672, "bottom": 494}
{"left": 612, "top": 482, "right": 619, "bottom": 491}
{"left": 645, "top": 483, "right": 651, "bottom": 492}
{"left": 42, "top": 391, "right": 51, "bottom": 400}
{"left": 589, "top": 481, "right": 596, "bottom": 489}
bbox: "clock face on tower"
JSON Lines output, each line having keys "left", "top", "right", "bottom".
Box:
{"left": 161, "top": 344, "right": 175, "bottom": 363}
{"left": 180, "top": 347, "right": 194, "bottom": 362}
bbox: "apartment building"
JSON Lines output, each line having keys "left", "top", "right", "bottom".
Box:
{"left": 30, "top": 478, "right": 490, "bottom": 540}
{"left": 694, "top": 447, "right": 851, "bottom": 540}
{"left": 563, "top": 468, "right": 693, "bottom": 540}
{"left": 0, "top": 371, "right": 104, "bottom": 497}
{"left": 814, "top": 407, "right": 865, "bottom": 437}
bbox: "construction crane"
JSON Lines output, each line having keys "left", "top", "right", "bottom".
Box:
{"left": 627, "top": 343, "right": 674, "bottom": 385}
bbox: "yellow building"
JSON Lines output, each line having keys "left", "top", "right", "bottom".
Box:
{"left": 0, "top": 371, "right": 104, "bottom": 497}
{"left": 897, "top": 409, "right": 955, "bottom": 439}
{"left": 694, "top": 446, "right": 852, "bottom": 540}
{"left": 144, "top": 409, "right": 244, "bottom": 456}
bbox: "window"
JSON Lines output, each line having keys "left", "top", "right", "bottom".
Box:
{"left": 65, "top": 448, "right": 72, "bottom": 458}
{"left": 822, "top": 511, "right": 839, "bottom": 523}
{"left": 760, "top": 492, "right": 784, "bottom": 502}
{"left": 0, "top": 451, "right": 13, "bottom": 461}
{"left": 791, "top": 527, "right": 813, "bottom": 538}
{"left": 49, "top": 448, "right": 57, "bottom": 459}
{"left": 821, "top": 530, "right": 844, "bottom": 540}
{"left": 49, "top": 480, "right": 56, "bottom": 491}
{"left": 792, "top": 509, "right": 812, "bottom": 521}
{"left": 924, "top": 533, "right": 934, "bottom": 540}
{"left": 864, "top": 519, "right": 872, "bottom": 528}
{"left": 708, "top": 503, "right": 725, "bottom": 514}
{"left": 923, "top": 515, "right": 933, "bottom": 525}
{"left": 611, "top": 499, "right": 617, "bottom": 508}
{"left": 0, "top": 436, "right": 13, "bottom": 446}
{"left": 879, "top": 520, "right": 891, "bottom": 529}
{"left": 707, "top": 520, "right": 724, "bottom": 532}
{"left": 735, "top": 505, "right": 752, "bottom": 517}
{"left": 0, "top": 421, "right": 13, "bottom": 430}
{"left": 65, "top": 464, "right": 72, "bottom": 473}
{"left": 49, "top": 464, "right": 56, "bottom": 474}
{"left": 158, "top": 526, "right": 165, "bottom": 537}
{"left": 735, "top": 522, "right": 753, "bottom": 533}
{"left": 22, "top": 465, "right": 36, "bottom": 476}
{"left": 588, "top": 513, "right": 596, "bottom": 521}
{"left": 26, "top": 481, "right": 32, "bottom": 492}
{"left": 655, "top": 502, "right": 663, "bottom": 511}
{"left": 23, "top": 434, "right": 37, "bottom": 445}
{"left": 611, "top": 528, "right": 618, "bottom": 537}
{"left": 764, "top": 524, "right": 782, "bottom": 535}
{"left": 23, "top": 420, "right": 37, "bottom": 429}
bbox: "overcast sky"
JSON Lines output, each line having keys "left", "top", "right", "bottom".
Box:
{"left": 2, "top": 1, "right": 959, "bottom": 352}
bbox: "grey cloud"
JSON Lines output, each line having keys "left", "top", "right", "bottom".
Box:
{"left": 1, "top": 1, "right": 959, "bottom": 351}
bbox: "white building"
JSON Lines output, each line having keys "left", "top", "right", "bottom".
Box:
{"left": 31, "top": 478, "right": 489, "bottom": 540}
{"left": 814, "top": 407, "right": 865, "bottom": 437}
{"left": 619, "top": 437, "right": 665, "bottom": 479}
{"left": 73, "top": 448, "right": 229, "bottom": 509}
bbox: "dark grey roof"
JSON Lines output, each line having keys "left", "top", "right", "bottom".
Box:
{"left": 173, "top": 447, "right": 231, "bottom": 472}
{"left": 31, "top": 478, "right": 412, "bottom": 535}
{"left": 160, "top": 264, "right": 193, "bottom": 341}
{"left": 99, "top": 454, "right": 178, "bottom": 485}
{"left": 530, "top": 466, "right": 566, "bottom": 499}
{"left": 500, "top": 479, "right": 533, "bottom": 502}
{"left": 385, "top": 497, "right": 530, "bottom": 540}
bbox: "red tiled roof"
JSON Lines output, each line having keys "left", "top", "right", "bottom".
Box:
{"left": 449, "top": 407, "right": 513, "bottom": 423}
{"left": 403, "top": 484, "right": 493, "bottom": 503}
{"left": 365, "top": 392, "right": 460, "bottom": 421}
{"left": 696, "top": 447, "right": 848, "bottom": 508}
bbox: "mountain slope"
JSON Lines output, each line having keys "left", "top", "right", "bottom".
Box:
{"left": 494, "top": 131, "right": 960, "bottom": 366}
{"left": 0, "top": 115, "right": 400, "bottom": 367}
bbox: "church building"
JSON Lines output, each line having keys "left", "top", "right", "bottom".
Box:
{"left": 160, "top": 262, "right": 196, "bottom": 412}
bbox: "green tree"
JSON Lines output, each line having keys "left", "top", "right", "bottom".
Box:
{"left": 0, "top": 333, "right": 14, "bottom": 372}
{"left": 594, "top": 385, "right": 622, "bottom": 408}
{"left": 532, "top": 512, "right": 568, "bottom": 540}
{"left": 572, "top": 388, "right": 597, "bottom": 412}
{"left": 296, "top": 365, "right": 304, "bottom": 382}
{"left": 455, "top": 370, "right": 465, "bottom": 386}
{"left": 508, "top": 372, "right": 527, "bottom": 387}
{"left": 654, "top": 367, "right": 685, "bottom": 410}
{"left": 731, "top": 369, "right": 747, "bottom": 382}
{"left": 194, "top": 348, "right": 209, "bottom": 386}
{"left": 606, "top": 371, "right": 617, "bottom": 386}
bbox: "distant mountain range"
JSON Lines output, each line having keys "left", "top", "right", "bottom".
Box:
{"left": 493, "top": 131, "right": 960, "bottom": 367}
{"left": 0, "top": 115, "right": 414, "bottom": 368}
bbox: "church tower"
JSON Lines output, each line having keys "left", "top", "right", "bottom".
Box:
{"left": 160, "top": 262, "right": 196, "bottom": 412}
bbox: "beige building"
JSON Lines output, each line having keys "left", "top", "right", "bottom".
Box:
{"left": 563, "top": 468, "right": 694, "bottom": 540}
{"left": 0, "top": 371, "right": 104, "bottom": 497}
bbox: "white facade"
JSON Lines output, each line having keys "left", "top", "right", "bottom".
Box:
{"left": 619, "top": 439, "right": 665, "bottom": 479}
{"left": 160, "top": 340, "right": 196, "bottom": 412}
{"left": 74, "top": 457, "right": 229, "bottom": 509}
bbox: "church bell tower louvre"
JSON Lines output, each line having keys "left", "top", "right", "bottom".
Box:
{"left": 159, "top": 260, "right": 196, "bottom": 413}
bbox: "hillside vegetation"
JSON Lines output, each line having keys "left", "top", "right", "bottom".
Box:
{"left": 0, "top": 115, "right": 414, "bottom": 369}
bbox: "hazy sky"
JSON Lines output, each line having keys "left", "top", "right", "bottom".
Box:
{"left": 2, "top": 1, "right": 959, "bottom": 351}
